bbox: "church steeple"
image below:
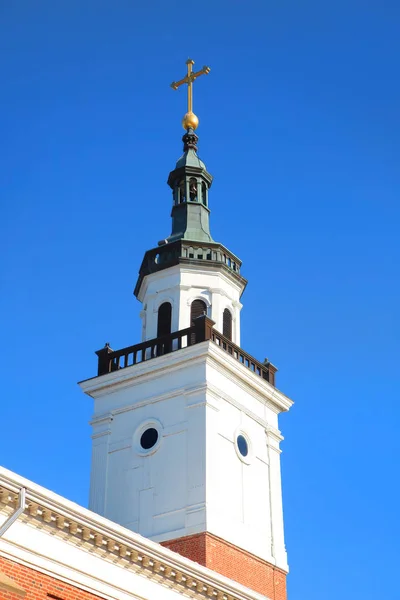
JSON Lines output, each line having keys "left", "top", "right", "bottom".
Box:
{"left": 81, "top": 60, "right": 292, "bottom": 600}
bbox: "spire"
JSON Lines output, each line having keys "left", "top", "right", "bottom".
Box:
{"left": 166, "top": 59, "right": 213, "bottom": 244}
{"left": 166, "top": 127, "right": 213, "bottom": 244}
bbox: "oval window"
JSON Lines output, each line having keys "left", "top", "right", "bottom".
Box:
{"left": 140, "top": 428, "right": 159, "bottom": 450}
{"left": 237, "top": 434, "right": 248, "bottom": 457}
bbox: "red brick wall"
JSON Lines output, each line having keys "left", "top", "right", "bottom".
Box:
{"left": 161, "top": 533, "right": 287, "bottom": 600}
{"left": 0, "top": 556, "right": 104, "bottom": 600}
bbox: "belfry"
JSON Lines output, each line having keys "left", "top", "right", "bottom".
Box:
{"left": 80, "top": 59, "right": 293, "bottom": 599}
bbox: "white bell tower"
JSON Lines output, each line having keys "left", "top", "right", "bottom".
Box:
{"left": 80, "top": 67, "right": 293, "bottom": 599}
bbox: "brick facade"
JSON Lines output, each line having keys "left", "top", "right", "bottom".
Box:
{"left": 0, "top": 535, "right": 286, "bottom": 600}
{"left": 161, "top": 533, "right": 287, "bottom": 600}
{"left": 0, "top": 556, "right": 104, "bottom": 600}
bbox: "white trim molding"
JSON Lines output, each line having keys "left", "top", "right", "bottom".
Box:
{"left": 0, "top": 467, "right": 270, "bottom": 600}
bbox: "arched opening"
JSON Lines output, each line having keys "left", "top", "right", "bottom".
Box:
{"left": 189, "top": 178, "right": 198, "bottom": 201}
{"left": 157, "top": 302, "right": 172, "bottom": 337}
{"left": 202, "top": 182, "right": 207, "bottom": 206}
{"left": 223, "top": 308, "right": 233, "bottom": 341}
{"left": 191, "top": 299, "right": 207, "bottom": 325}
{"left": 179, "top": 180, "right": 186, "bottom": 203}
{"left": 190, "top": 299, "right": 207, "bottom": 344}
{"left": 157, "top": 302, "right": 172, "bottom": 354}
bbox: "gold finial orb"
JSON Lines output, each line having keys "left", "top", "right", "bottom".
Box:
{"left": 182, "top": 111, "right": 199, "bottom": 131}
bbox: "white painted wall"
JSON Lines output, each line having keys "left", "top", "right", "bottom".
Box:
{"left": 137, "top": 264, "right": 244, "bottom": 345}
{"left": 204, "top": 357, "right": 285, "bottom": 566}
{"left": 82, "top": 342, "right": 292, "bottom": 571}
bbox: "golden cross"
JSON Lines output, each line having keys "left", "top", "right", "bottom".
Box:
{"left": 171, "top": 59, "right": 210, "bottom": 129}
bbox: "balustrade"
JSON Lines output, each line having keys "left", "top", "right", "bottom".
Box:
{"left": 95, "top": 315, "right": 276, "bottom": 386}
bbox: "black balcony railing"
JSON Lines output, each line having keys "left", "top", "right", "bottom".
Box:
{"left": 95, "top": 315, "right": 277, "bottom": 386}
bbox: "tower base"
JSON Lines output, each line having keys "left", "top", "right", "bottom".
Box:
{"left": 161, "top": 532, "right": 287, "bottom": 599}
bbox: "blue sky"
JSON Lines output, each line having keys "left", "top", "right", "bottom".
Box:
{"left": 1, "top": 2, "right": 399, "bottom": 599}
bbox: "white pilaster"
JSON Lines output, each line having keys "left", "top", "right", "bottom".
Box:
{"left": 266, "top": 426, "right": 288, "bottom": 570}
{"left": 89, "top": 416, "right": 112, "bottom": 516}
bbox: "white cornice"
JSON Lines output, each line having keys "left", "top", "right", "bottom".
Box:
{"left": 137, "top": 265, "right": 181, "bottom": 303}
{"left": 206, "top": 344, "right": 293, "bottom": 413}
{"left": 208, "top": 287, "right": 236, "bottom": 299}
{"left": 138, "top": 264, "right": 245, "bottom": 302}
{"left": 79, "top": 343, "right": 208, "bottom": 397}
{"left": 89, "top": 414, "right": 113, "bottom": 426}
{"left": 266, "top": 425, "right": 284, "bottom": 443}
{"left": 80, "top": 342, "right": 292, "bottom": 415}
{"left": 0, "top": 467, "right": 270, "bottom": 600}
{"left": 180, "top": 267, "right": 245, "bottom": 294}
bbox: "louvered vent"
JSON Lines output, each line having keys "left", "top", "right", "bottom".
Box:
{"left": 223, "top": 308, "right": 233, "bottom": 341}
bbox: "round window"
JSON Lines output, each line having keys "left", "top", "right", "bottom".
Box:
{"left": 134, "top": 419, "right": 163, "bottom": 456}
{"left": 140, "top": 428, "right": 159, "bottom": 450}
{"left": 237, "top": 434, "right": 248, "bottom": 457}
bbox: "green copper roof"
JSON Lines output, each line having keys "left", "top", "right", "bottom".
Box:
{"left": 166, "top": 128, "right": 214, "bottom": 244}
{"left": 175, "top": 148, "right": 206, "bottom": 170}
